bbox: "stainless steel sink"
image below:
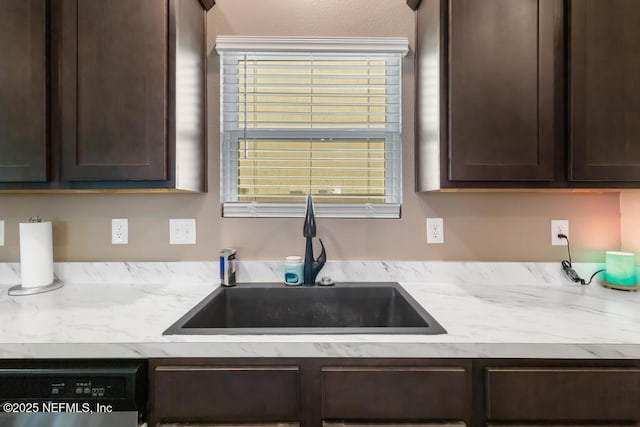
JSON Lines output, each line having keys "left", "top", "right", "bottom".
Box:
{"left": 163, "top": 282, "right": 446, "bottom": 335}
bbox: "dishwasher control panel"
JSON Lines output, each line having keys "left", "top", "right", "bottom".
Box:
{"left": 0, "top": 373, "right": 126, "bottom": 400}
{"left": 0, "top": 364, "right": 145, "bottom": 412}
{"left": 46, "top": 377, "right": 123, "bottom": 399}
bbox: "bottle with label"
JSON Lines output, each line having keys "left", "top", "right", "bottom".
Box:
{"left": 284, "top": 256, "right": 303, "bottom": 286}
{"left": 220, "top": 248, "right": 237, "bottom": 287}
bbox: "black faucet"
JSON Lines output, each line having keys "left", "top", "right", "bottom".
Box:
{"left": 303, "top": 195, "right": 326, "bottom": 285}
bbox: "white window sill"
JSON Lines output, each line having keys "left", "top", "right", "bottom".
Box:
{"left": 222, "top": 202, "right": 400, "bottom": 219}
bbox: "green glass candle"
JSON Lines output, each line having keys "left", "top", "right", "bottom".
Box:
{"left": 605, "top": 251, "right": 636, "bottom": 286}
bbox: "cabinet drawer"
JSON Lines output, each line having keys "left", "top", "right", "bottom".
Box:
{"left": 161, "top": 424, "right": 299, "bottom": 427}
{"left": 486, "top": 368, "right": 640, "bottom": 421}
{"left": 322, "top": 367, "right": 468, "bottom": 421}
{"left": 487, "top": 425, "right": 634, "bottom": 427}
{"left": 324, "top": 423, "right": 465, "bottom": 427}
{"left": 154, "top": 366, "right": 299, "bottom": 422}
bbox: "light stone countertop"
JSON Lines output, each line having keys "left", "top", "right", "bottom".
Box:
{"left": 0, "top": 261, "right": 639, "bottom": 359}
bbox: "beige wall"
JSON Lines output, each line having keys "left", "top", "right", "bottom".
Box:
{"left": 0, "top": 0, "right": 622, "bottom": 262}
{"left": 621, "top": 192, "right": 640, "bottom": 255}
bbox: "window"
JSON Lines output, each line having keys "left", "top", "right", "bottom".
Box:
{"left": 216, "top": 37, "right": 408, "bottom": 218}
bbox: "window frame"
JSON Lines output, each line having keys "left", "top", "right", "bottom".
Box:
{"left": 216, "top": 36, "right": 409, "bottom": 218}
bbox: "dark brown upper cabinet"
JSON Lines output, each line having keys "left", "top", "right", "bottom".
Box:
{"left": 56, "top": 0, "right": 168, "bottom": 182}
{"left": 0, "top": 0, "right": 48, "bottom": 183}
{"left": 417, "top": 0, "right": 564, "bottom": 191}
{"left": 569, "top": 0, "right": 640, "bottom": 182}
{"left": 448, "top": 0, "right": 560, "bottom": 183}
{"left": 53, "top": 0, "right": 206, "bottom": 191}
{"left": 0, "top": 0, "right": 206, "bottom": 191}
{"left": 417, "top": 0, "right": 640, "bottom": 190}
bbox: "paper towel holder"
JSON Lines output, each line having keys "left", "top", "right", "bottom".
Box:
{"left": 8, "top": 216, "right": 64, "bottom": 297}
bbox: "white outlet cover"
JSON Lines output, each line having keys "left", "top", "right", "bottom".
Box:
{"left": 551, "top": 219, "right": 569, "bottom": 246}
{"left": 111, "top": 218, "right": 128, "bottom": 245}
{"left": 170, "top": 218, "right": 197, "bottom": 245}
{"left": 0, "top": 220, "right": 4, "bottom": 246}
{"left": 426, "top": 217, "right": 444, "bottom": 244}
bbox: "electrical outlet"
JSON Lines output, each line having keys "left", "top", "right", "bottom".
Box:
{"left": 0, "top": 220, "right": 4, "bottom": 246}
{"left": 170, "top": 218, "right": 196, "bottom": 245}
{"left": 426, "top": 217, "right": 444, "bottom": 244}
{"left": 551, "top": 219, "right": 569, "bottom": 246}
{"left": 111, "top": 218, "right": 128, "bottom": 245}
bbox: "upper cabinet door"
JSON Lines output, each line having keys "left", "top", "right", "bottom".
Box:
{"left": 569, "top": 0, "right": 640, "bottom": 182}
{"left": 448, "top": 0, "right": 560, "bottom": 182}
{"left": 0, "top": 0, "right": 47, "bottom": 182}
{"left": 57, "top": 0, "right": 168, "bottom": 181}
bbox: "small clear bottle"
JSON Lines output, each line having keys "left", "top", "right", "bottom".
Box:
{"left": 284, "top": 256, "right": 304, "bottom": 286}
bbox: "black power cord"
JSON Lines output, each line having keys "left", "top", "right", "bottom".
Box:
{"left": 558, "top": 233, "right": 604, "bottom": 285}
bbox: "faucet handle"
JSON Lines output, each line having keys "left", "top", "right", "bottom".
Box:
{"left": 314, "top": 238, "right": 326, "bottom": 264}
{"left": 309, "top": 238, "right": 326, "bottom": 284}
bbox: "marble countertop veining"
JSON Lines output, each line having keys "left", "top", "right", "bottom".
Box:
{"left": 0, "top": 261, "right": 639, "bottom": 359}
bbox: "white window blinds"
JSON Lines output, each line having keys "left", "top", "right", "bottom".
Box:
{"left": 217, "top": 37, "right": 408, "bottom": 218}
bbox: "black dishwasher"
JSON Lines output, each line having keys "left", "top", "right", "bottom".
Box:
{"left": 0, "top": 360, "right": 146, "bottom": 427}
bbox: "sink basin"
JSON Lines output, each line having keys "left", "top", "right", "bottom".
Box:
{"left": 163, "top": 282, "right": 446, "bottom": 335}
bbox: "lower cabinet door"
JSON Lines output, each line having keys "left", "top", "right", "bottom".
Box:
{"left": 159, "top": 424, "right": 300, "bottom": 427}
{"left": 487, "top": 425, "right": 634, "bottom": 427}
{"left": 486, "top": 368, "right": 640, "bottom": 422}
{"left": 324, "top": 423, "right": 465, "bottom": 427}
{"left": 322, "top": 366, "right": 469, "bottom": 422}
{"left": 154, "top": 366, "right": 300, "bottom": 424}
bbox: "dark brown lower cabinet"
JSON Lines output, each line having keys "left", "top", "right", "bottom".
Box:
{"left": 485, "top": 366, "right": 640, "bottom": 425}
{"left": 487, "top": 425, "right": 634, "bottom": 427}
{"left": 149, "top": 359, "right": 472, "bottom": 427}
{"left": 322, "top": 367, "right": 468, "bottom": 422}
{"left": 150, "top": 359, "right": 640, "bottom": 427}
{"left": 160, "top": 424, "right": 299, "bottom": 427}
{"left": 153, "top": 365, "right": 300, "bottom": 424}
{"left": 324, "top": 424, "right": 464, "bottom": 427}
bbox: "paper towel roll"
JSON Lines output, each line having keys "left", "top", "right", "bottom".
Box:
{"left": 19, "top": 221, "right": 54, "bottom": 288}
